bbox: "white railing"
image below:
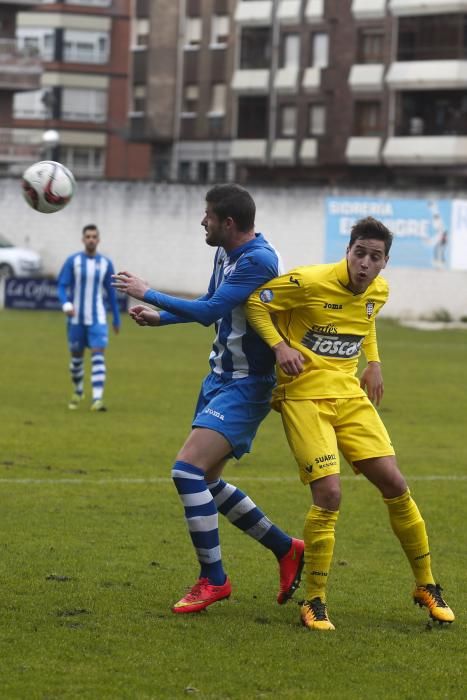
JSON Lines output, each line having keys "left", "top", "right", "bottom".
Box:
{"left": 63, "top": 46, "right": 108, "bottom": 64}
{"left": 0, "top": 128, "right": 41, "bottom": 162}
{"left": 0, "top": 38, "right": 42, "bottom": 69}
{"left": 64, "top": 0, "right": 111, "bottom": 6}
{"left": 61, "top": 110, "right": 107, "bottom": 123}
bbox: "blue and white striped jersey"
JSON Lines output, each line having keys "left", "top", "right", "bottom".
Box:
{"left": 143, "top": 233, "right": 283, "bottom": 379}
{"left": 57, "top": 252, "right": 120, "bottom": 327}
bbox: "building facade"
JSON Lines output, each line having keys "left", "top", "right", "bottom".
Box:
{"left": 129, "top": 0, "right": 467, "bottom": 186}
{"left": 0, "top": 0, "right": 43, "bottom": 174}
{"left": 11, "top": 0, "right": 151, "bottom": 178}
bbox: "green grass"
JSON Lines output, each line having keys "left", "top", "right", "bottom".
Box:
{"left": 0, "top": 310, "right": 465, "bottom": 699}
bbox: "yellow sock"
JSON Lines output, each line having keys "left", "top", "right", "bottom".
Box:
{"left": 384, "top": 489, "right": 435, "bottom": 586}
{"left": 304, "top": 505, "right": 339, "bottom": 601}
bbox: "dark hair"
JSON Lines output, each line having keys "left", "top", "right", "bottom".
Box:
{"left": 205, "top": 184, "right": 255, "bottom": 232}
{"left": 82, "top": 224, "right": 99, "bottom": 235}
{"left": 349, "top": 217, "right": 393, "bottom": 255}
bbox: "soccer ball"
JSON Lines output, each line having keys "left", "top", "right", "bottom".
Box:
{"left": 22, "top": 160, "right": 75, "bottom": 214}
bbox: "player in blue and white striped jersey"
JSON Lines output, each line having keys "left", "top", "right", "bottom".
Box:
{"left": 113, "top": 184, "right": 304, "bottom": 614}
{"left": 57, "top": 224, "right": 120, "bottom": 412}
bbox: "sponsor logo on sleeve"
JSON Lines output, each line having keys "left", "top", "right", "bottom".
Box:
{"left": 259, "top": 288, "right": 274, "bottom": 303}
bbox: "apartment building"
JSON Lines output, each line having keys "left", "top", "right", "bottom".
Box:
{"left": 129, "top": 0, "right": 467, "bottom": 186}
{"left": 12, "top": 0, "right": 151, "bottom": 178}
{"left": 0, "top": 0, "right": 43, "bottom": 174}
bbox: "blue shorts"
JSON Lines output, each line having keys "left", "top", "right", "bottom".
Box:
{"left": 192, "top": 372, "right": 275, "bottom": 460}
{"left": 67, "top": 322, "right": 108, "bottom": 353}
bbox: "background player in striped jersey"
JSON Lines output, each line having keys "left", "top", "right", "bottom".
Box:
{"left": 246, "top": 216, "right": 454, "bottom": 630}
{"left": 58, "top": 224, "right": 120, "bottom": 412}
{"left": 112, "top": 184, "right": 304, "bottom": 614}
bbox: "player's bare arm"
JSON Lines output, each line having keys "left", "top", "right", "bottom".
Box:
{"left": 360, "top": 361, "right": 384, "bottom": 406}
{"left": 129, "top": 305, "right": 161, "bottom": 327}
{"left": 273, "top": 340, "right": 305, "bottom": 376}
{"left": 112, "top": 271, "right": 150, "bottom": 300}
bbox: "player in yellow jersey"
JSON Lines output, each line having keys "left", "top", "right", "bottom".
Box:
{"left": 246, "top": 216, "right": 454, "bottom": 631}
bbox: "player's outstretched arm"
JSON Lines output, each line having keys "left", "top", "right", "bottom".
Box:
{"left": 129, "top": 305, "right": 161, "bottom": 327}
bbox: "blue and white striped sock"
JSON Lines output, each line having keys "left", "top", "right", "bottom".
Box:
{"left": 91, "top": 352, "right": 106, "bottom": 401}
{"left": 172, "top": 461, "right": 226, "bottom": 585}
{"left": 208, "top": 479, "right": 291, "bottom": 560}
{"left": 70, "top": 357, "right": 84, "bottom": 395}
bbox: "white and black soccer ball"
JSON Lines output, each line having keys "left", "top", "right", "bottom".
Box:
{"left": 22, "top": 160, "right": 76, "bottom": 214}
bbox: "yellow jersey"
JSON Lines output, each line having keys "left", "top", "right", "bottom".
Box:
{"left": 245, "top": 258, "right": 389, "bottom": 402}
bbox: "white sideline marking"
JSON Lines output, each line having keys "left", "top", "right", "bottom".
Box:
{"left": 0, "top": 475, "right": 465, "bottom": 485}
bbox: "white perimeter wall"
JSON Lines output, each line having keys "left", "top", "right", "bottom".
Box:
{"left": 2, "top": 179, "right": 467, "bottom": 319}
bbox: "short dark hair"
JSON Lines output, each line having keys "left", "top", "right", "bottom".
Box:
{"left": 82, "top": 224, "right": 99, "bottom": 235}
{"left": 205, "top": 184, "right": 255, "bottom": 233}
{"left": 349, "top": 217, "right": 393, "bottom": 255}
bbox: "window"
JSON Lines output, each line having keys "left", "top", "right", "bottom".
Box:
{"left": 16, "top": 27, "right": 54, "bottom": 61}
{"left": 209, "top": 83, "right": 226, "bottom": 115}
{"left": 133, "top": 19, "right": 150, "bottom": 47}
{"left": 63, "top": 30, "right": 109, "bottom": 64}
{"left": 61, "top": 146, "right": 104, "bottom": 177}
{"left": 280, "top": 105, "right": 297, "bottom": 137}
{"left": 311, "top": 32, "right": 328, "bottom": 68}
{"left": 185, "top": 17, "right": 202, "bottom": 48}
{"left": 354, "top": 101, "right": 382, "bottom": 136}
{"left": 13, "top": 89, "right": 50, "bottom": 119}
{"left": 308, "top": 103, "right": 326, "bottom": 135}
{"left": 61, "top": 88, "right": 107, "bottom": 122}
{"left": 358, "top": 30, "right": 384, "bottom": 64}
{"left": 237, "top": 96, "right": 268, "bottom": 138}
{"left": 198, "top": 161, "right": 209, "bottom": 183}
{"left": 211, "top": 15, "right": 229, "bottom": 46}
{"left": 183, "top": 84, "right": 199, "bottom": 114}
{"left": 214, "top": 161, "right": 227, "bottom": 181}
{"left": 240, "top": 27, "right": 271, "bottom": 69}
{"left": 396, "top": 90, "right": 467, "bottom": 136}
{"left": 281, "top": 34, "right": 300, "bottom": 68}
{"left": 132, "top": 85, "right": 146, "bottom": 113}
{"left": 179, "top": 161, "right": 191, "bottom": 182}
{"left": 398, "top": 14, "right": 467, "bottom": 61}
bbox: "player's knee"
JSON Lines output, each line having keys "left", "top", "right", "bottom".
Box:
{"left": 311, "top": 477, "right": 341, "bottom": 511}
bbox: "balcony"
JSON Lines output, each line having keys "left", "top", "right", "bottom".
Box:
{"left": 351, "top": 0, "right": 386, "bottom": 19}
{"left": 389, "top": 0, "right": 467, "bottom": 16}
{"left": 0, "top": 1, "right": 43, "bottom": 6}
{"left": 348, "top": 64, "right": 385, "bottom": 91}
{"left": 386, "top": 60, "right": 467, "bottom": 90}
{"left": 234, "top": 1, "right": 273, "bottom": 26}
{"left": 0, "top": 39, "right": 42, "bottom": 91}
{"left": 230, "top": 140, "right": 267, "bottom": 162}
{"left": 0, "top": 128, "right": 41, "bottom": 165}
{"left": 346, "top": 137, "right": 382, "bottom": 163}
{"left": 383, "top": 136, "right": 467, "bottom": 164}
{"left": 231, "top": 69, "right": 270, "bottom": 93}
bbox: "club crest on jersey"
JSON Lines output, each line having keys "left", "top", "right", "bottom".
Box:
{"left": 260, "top": 289, "right": 274, "bottom": 303}
{"left": 366, "top": 300, "right": 375, "bottom": 319}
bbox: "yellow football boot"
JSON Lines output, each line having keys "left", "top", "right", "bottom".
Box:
{"left": 300, "top": 597, "right": 335, "bottom": 631}
{"left": 413, "top": 583, "right": 455, "bottom": 624}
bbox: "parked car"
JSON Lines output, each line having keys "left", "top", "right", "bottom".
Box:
{"left": 0, "top": 233, "right": 42, "bottom": 278}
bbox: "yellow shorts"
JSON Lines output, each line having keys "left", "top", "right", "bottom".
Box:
{"left": 279, "top": 396, "right": 395, "bottom": 485}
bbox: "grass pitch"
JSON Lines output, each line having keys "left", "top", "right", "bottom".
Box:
{"left": 0, "top": 310, "right": 465, "bottom": 699}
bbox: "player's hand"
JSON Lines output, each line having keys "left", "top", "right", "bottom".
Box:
{"left": 129, "top": 305, "right": 160, "bottom": 327}
{"left": 62, "top": 302, "right": 74, "bottom": 317}
{"left": 360, "top": 361, "right": 384, "bottom": 406}
{"left": 273, "top": 341, "right": 305, "bottom": 376}
{"left": 112, "top": 271, "right": 150, "bottom": 301}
